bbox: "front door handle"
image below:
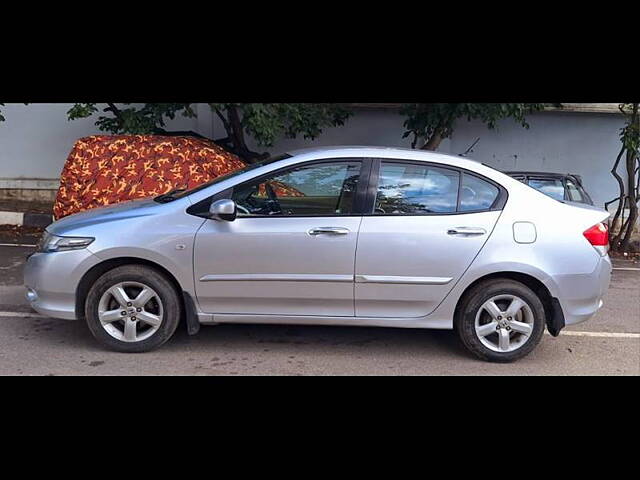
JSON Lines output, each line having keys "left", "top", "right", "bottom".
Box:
{"left": 447, "top": 227, "right": 487, "bottom": 236}
{"left": 308, "top": 227, "right": 350, "bottom": 236}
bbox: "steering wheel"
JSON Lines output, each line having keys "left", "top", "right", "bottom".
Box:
{"left": 265, "top": 182, "right": 277, "bottom": 201}
{"left": 264, "top": 182, "right": 282, "bottom": 215}
{"left": 236, "top": 204, "right": 251, "bottom": 215}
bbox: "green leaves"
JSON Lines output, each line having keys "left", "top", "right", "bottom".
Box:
{"left": 400, "top": 103, "right": 547, "bottom": 150}
{"left": 66, "top": 103, "right": 352, "bottom": 147}
{"left": 619, "top": 103, "right": 639, "bottom": 153}
{"left": 67, "top": 103, "right": 197, "bottom": 134}
{"left": 61, "top": 102, "right": 550, "bottom": 158}
{"left": 64, "top": 103, "right": 353, "bottom": 162}
{"left": 238, "top": 103, "right": 352, "bottom": 147}
{"left": 67, "top": 103, "right": 99, "bottom": 120}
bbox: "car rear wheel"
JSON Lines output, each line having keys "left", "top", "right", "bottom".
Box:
{"left": 85, "top": 265, "right": 181, "bottom": 353}
{"left": 455, "top": 279, "right": 546, "bottom": 362}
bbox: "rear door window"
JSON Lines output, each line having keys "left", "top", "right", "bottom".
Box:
{"left": 459, "top": 173, "right": 500, "bottom": 212}
{"left": 374, "top": 162, "right": 460, "bottom": 214}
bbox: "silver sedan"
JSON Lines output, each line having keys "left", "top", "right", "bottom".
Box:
{"left": 24, "top": 147, "right": 612, "bottom": 362}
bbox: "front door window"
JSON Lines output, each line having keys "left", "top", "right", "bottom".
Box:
{"left": 232, "top": 161, "right": 362, "bottom": 217}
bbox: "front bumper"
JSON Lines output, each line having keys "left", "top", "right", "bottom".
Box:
{"left": 23, "top": 248, "right": 101, "bottom": 320}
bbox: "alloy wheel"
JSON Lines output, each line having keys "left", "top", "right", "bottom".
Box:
{"left": 98, "top": 282, "right": 164, "bottom": 343}
{"left": 474, "top": 294, "right": 535, "bottom": 353}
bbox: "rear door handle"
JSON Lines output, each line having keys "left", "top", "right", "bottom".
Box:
{"left": 447, "top": 227, "right": 487, "bottom": 236}
{"left": 308, "top": 227, "right": 350, "bottom": 236}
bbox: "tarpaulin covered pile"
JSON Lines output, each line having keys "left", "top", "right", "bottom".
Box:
{"left": 53, "top": 135, "right": 245, "bottom": 220}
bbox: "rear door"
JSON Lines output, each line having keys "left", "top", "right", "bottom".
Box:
{"left": 354, "top": 160, "right": 505, "bottom": 318}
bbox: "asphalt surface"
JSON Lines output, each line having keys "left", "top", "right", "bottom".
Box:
{"left": 0, "top": 245, "right": 638, "bottom": 375}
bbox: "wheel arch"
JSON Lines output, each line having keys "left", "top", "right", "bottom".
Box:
{"left": 75, "top": 257, "right": 186, "bottom": 321}
{"left": 453, "top": 271, "right": 561, "bottom": 334}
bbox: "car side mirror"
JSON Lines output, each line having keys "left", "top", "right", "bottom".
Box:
{"left": 209, "top": 199, "right": 237, "bottom": 222}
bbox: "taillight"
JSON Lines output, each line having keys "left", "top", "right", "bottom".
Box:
{"left": 583, "top": 222, "right": 609, "bottom": 255}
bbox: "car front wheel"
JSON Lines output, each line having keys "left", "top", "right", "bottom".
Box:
{"left": 85, "top": 265, "right": 181, "bottom": 353}
{"left": 455, "top": 279, "right": 546, "bottom": 363}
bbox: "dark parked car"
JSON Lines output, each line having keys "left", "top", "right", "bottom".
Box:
{"left": 504, "top": 172, "right": 594, "bottom": 205}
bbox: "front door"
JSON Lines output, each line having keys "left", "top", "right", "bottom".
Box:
{"left": 355, "top": 160, "right": 504, "bottom": 318}
{"left": 194, "top": 159, "right": 366, "bottom": 317}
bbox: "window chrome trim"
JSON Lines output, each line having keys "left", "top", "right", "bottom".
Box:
{"left": 365, "top": 158, "right": 508, "bottom": 216}
{"left": 232, "top": 158, "right": 371, "bottom": 218}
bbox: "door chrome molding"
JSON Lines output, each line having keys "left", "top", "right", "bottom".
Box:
{"left": 355, "top": 275, "right": 453, "bottom": 285}
{"left": 200, "top": 274, "right": 453, "bottom": 285}
{"left": 199, "top": 274, "right": 354, "bottom": 283}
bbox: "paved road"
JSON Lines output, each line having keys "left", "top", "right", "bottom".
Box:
{"left": 1, "top": 245, "right": 638, "bottom": 375}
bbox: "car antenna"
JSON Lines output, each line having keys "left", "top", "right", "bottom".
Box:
{"left": 459, "top": 138, "right": 480, "bottom": 157}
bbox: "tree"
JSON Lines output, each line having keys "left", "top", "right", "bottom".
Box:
{"left": 400, "top": 103, "right": 548, "bottom": 151}
{"left": 208, "top": 103, "right": 351, "bottom": 162}
{"left": 67, "top": 103, "right": 352, "bottom": 163}
{"left": 606, "top": 103, "right": 639, "bottom": 253}
{"left": 67, "top": 103, "right": 197, "bottom": 136}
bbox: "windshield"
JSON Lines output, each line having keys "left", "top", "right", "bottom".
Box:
{"left": 156, "top": 153, "right": 292, "bottom": 202}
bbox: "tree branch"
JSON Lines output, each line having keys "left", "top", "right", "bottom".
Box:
{"left": 620, "top": 103, "right": 639, "bottom": 251}
{"left": 104, "top": 103, "right": 123, "bottom": 120}
{"left": 104, "top": 103, "right": 124, "bottom": 130}
{"left": 606, "top": 144, "right": 627, "bottom": 246}
{"left": 422, "top": 127, "right": 445, "bottom": 150}
{"left": 213, "top": 107, "right": 231, "bottom": 136}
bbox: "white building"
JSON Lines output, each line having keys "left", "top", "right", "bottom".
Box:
{"left": 0, "top": 103, "right": 627, "bottom": 210}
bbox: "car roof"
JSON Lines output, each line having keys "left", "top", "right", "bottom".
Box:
{"left": 286, "top": 145, "right": 483, "bottom": 168}
{"left": 287, "top": 145, "right": 469, "bottom": 158}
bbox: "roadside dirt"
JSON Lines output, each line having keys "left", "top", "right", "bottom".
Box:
{"left": 0, "top": 225, "right": 44, "bottom": 245}
{"left": 609, "top": 251, "right": 640, "bottom": 262}
{"left": 0, "top": 198, "right": 53, "bottom": 214}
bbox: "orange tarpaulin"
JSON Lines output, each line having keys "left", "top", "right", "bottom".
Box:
{"left": 53, "top": 135, "right": 246, "bottom": 220}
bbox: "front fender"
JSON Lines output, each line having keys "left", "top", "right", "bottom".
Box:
{"left": 88, "top": 246, "right": 196, "bottom": 296}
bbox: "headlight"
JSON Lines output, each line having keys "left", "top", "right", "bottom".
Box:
{"left": 37, "top": 232, "right": 95, "bottom": 253}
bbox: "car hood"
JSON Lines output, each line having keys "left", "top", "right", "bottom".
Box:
{"left": 47, "top": 198, "right": 164, "bottom": 236}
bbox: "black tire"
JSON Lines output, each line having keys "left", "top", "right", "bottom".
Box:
{"left": 455, "top": 279, "right": 546, "bottom": 363}
{"left": 85, "top": 265, "right": 182, "bottom": 353}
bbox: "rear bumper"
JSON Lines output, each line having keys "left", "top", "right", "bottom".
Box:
{"left": 23, "top": 249, "right": 101, "bottom": 320}
{"left": 552, "top": 254, "right": 612, "bottom": 326}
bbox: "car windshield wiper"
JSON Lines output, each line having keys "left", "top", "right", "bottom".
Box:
{"left": 154, "top": 188, "right": 187, "bottom": 203}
